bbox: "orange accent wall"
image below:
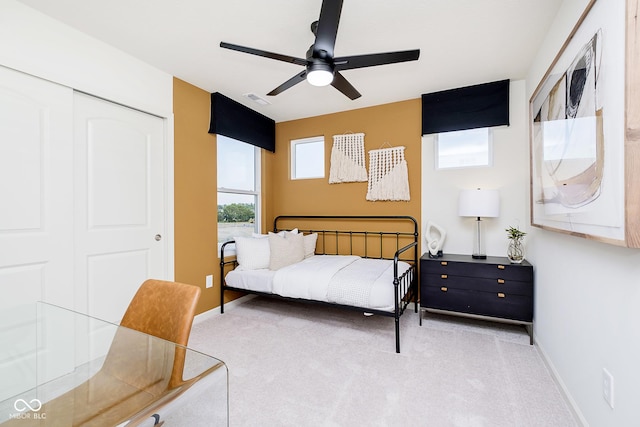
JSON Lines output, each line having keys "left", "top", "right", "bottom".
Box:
{"left": 266, "top": 99, "right": 422, "bottom": 227}
{"left": 173, "top": 78, "right": 219, "bottom": 313}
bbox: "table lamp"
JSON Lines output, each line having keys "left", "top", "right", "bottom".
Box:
{"left": 458, "top": 188, "right": 500, "bottom": 259}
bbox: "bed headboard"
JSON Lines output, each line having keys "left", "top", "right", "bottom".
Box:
{"left": 273, "top": 215, "right": 419, "bottom": 263}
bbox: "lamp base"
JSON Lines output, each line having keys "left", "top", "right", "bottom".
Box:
{"left": 471, "top": 218, "right": 487, "bottom": 260}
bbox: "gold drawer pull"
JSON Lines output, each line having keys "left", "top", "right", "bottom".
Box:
{"left": 440, "top": 261, "right": 448, "bottom": 266}
{"left": 497, "top": 279, "right": 505, "bottom": 284}
{"left": 440, "top": 287, "right": 448, "bottom": 292}
{"left": 441, "top": 274, "right": 448, "bottom": 279}
{"left": 497, "top": 292, "right": 506, "bottom": 298}
{"left": 497, "top": 265, "right": 506, "bottom": 270}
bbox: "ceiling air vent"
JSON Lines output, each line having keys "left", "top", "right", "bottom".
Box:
{"left": 243, "top": 93, "right": 271, "bottom": 106}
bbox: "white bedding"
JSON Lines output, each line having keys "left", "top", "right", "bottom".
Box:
{"left": 273, "top": 255, "right": 359, "bottom": 301}
{"left": 224, "top": 268, "right": 276, "bottom": 293}
{"left": 225, "top": 255, "right": 412, "bottom": 312}
{"left": 327, "top": 257, "right": 410, "bottom": 311}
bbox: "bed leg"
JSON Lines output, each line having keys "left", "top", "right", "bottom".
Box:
{"left": 220, "top": 262, "right": 225, "bottom": 315}
{"left": 413, "top": 272, "right": 418, "bottom": 313}
{"left": 395, "top": 316, "right": 400, "bottom": 353}
{"left": 220, "top": 281, "right": 225, "bottom": 314}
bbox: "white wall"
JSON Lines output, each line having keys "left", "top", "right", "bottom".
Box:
{"left": 0, "top": 0, "right": 173, "bottom": 118}
{"left": 526, "top": 0, "right": 640, "bottom": 425}
{"left": 421, "top": 80, "right": 530, "bottom": 257}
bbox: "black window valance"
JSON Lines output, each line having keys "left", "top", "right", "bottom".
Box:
{"left": 421, "top": 79, "right": 510, "bottom": 135}
{"left": 209, "top": 92, "right": 276, "bottom": 152}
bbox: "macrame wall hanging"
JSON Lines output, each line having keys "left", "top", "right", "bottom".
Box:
{"left": 329, "top": 132, "right": 368, "bottom": 184}
{"left": 366, "top": 145, "right": 410, "bottom": 201}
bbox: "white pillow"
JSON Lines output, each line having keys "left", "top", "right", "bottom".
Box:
{"left": 252, "top": 228, "right": 297, "bottom": 238}
{"left": 268, "top": 232, "right": 305, "bottom": 270}
{"left": 303, "top": 233, "right": 318, "bottom": 258}
{"left": 234, "top": 236, "right": 271, "bottom": 270}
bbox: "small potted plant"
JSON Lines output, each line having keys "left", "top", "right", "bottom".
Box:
{"left": 505, "top": 226, "right": 526, "bottom": 263}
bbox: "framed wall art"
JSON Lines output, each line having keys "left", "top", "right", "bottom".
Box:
{"left": 529, "top": 0, "right": 640, "bottom": 247}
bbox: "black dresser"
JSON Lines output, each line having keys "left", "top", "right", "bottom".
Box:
{"left": 420, "top": 253, "right": 534, "bottom": 344}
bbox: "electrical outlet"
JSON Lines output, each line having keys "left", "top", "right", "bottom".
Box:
{"left": 602, "top": 368, "right": 614, "bottom": 409}
{"left": 205, "top": 275, "right": 213, "bottom": 289}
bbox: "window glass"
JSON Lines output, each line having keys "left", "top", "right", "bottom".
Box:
{"left": 291, "top": 136, "right": 324, "bottom": 179}
{"left": 217, "top": 193, "right": 257, "bottom": 243}
{"left": 217, "top": 135, "right": 255, "bottom": 191}
{"left": 436, "top": 128, "right": 492, "bottom": 169}
{"left": 217, "top": 135, "right": 260, "bottom": 245}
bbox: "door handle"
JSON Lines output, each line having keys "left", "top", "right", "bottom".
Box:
{"left": 155, "top": 234, "right": 162, "bottom": 241}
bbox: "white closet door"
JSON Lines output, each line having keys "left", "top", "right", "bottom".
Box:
{"left": 73, "top": 93, "right": 166, "bottom": 323}
{"left": 0, "top": 66, "right": 75, "bottom": 402}
{"left": 0, "top": 66, "right": 74, "bottom": 308}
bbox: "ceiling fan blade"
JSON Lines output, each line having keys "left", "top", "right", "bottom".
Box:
{"left": 220, "top": 42, "right": 307, "bottom": 66}
{"left": 313, "top": 0, "right": 343, "bottom": 58}
{"left": 331, "top": 72, "right": 361, "bottom": 100}
{"left": 267, "top": 70, "right": 308, "bottom": 96}
{"left": 335, "top": 49, "right": 420, "bottom": 71}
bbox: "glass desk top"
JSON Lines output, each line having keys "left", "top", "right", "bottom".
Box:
{"left": 0, "top": 302, "right": 227, "bottom": 426}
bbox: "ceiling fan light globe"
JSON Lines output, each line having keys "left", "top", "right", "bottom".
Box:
{"left": 307, "top": 69, "right": 334, "bottom": 86}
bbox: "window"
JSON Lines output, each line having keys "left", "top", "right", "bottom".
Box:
{"left": 217, "top": 135, "right": 260, "bottom": 245}
{"left": 291, "top": 136, "right": 324, "bottom": 179}
{"left": 435, "top": 128, "right": 492, "bottom": 169}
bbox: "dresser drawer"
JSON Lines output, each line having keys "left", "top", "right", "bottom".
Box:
{"left": 423, "top": 286, "right": 533, "bottom": 322}
{"left": 422, "top": 259, "right": 532, "bottom": 282}
{"left": 422, "top": 273, "right": 533, "bottom": 297}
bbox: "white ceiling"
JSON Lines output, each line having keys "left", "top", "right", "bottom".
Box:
{"left": 17, "top": 0, "right": 561, "bottom": 123}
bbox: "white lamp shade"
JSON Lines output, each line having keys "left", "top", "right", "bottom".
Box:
{"left": 458, "top": 189, "right": 500, "bottom": 218}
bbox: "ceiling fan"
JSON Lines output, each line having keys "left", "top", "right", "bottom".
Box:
{"left": 220, "top": 0, "right": 420, "bottom": 100}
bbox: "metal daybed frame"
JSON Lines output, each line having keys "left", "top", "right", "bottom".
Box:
{"left": 219, "top": 215, "right": 419, "bottom": 353}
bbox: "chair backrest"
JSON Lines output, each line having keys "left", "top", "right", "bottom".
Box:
{"left": 112, "top": 279, "right": 202, "bottom": 388}
{"left": 120, "top": 279, "right": 201, "bottom": 346}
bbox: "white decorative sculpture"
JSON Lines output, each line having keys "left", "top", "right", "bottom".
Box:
{"left": 424, "top": 221, "right": 446, "bottom": 258}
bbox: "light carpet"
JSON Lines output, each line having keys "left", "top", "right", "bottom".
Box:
{"left": 187, "top": 297, "right": 578, "bottom": 427}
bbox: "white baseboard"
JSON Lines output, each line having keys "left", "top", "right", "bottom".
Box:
{"left": 193, "top": 294, "right": 257, "bottom": 324}
{"left": 534, "top": 335, "right": 588, "bottom": 427}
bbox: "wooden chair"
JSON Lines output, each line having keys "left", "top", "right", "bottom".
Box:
{"left": 4, "top": 279, "right": 202, "bottom": 426}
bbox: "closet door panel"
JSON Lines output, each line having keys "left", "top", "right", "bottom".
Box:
{"left": 0, "top": 66, "right": 75, "bottom": 402}
{"left": 74, "top": 93, "right": 166, "bottom": 323}
{"left": 0, "top": 66, "right": 74, "bottom": 309}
